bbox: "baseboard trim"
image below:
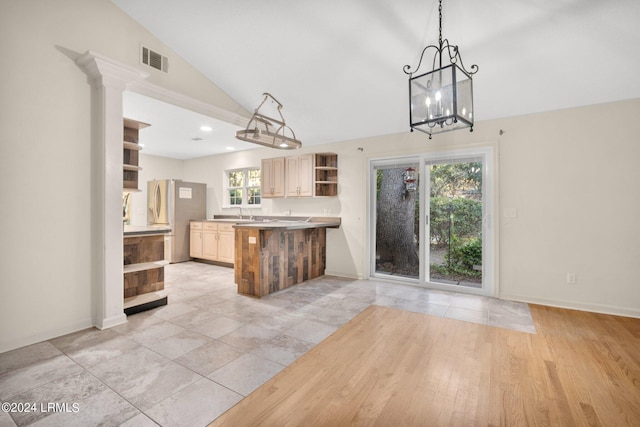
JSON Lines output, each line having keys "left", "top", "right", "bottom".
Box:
{"left": 324, "top": 270, "right": 364, "bottom": 280}
{"left": 500, "top": 293, "right": 640, "bottom": 319}
{"left": 94, "top": 313, "right": 128, "bottom": 330}
{"left": 0, "top": 317, "right": 93, "bottom": 354}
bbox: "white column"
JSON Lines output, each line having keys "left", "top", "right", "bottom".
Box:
{"left": 76, "top": 51, "right": 148, "bottom": 329}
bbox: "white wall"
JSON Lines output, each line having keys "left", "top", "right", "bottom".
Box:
{"left": 494, "top": 100, "right": 640, "bottom": 316}
{"left": 0, "top": 0, "right": 248, "bottom": 352}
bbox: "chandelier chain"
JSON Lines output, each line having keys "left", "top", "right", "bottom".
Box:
{"left": 403, "top": 0, "right": 477, "bottom": 77}
{"left": 438, "top": 0, "right": 443, "bottom": 48}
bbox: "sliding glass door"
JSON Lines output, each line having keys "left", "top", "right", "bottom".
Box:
{"left": 426, "top": 157, "right": 484, "bottom": 288}
{"left": 372, "top": 160, "right": 420, "bottom": 280}
{"left": 371, "top": 148, "right": 495, "bottom": 295}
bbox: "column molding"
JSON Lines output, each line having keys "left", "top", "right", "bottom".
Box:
{"left": 76, "top": 51, "right": 149, "bottom": 329}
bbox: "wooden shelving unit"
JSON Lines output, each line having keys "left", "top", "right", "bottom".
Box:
{"left": 123, "top": 232, "right": 168, "bottom": 315}
{"left": 314, "top": 153, "right": 338, "bottom": 197}
{"left": 123, "top": 118, "right": 150, "bottom": 192}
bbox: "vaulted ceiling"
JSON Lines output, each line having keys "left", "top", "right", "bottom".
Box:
{"left": 113, "top": 0, "right": 640, "bottom": 159}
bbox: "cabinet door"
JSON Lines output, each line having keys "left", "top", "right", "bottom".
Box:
{"left": 189, "top": 230, "right": 203, "bottom": 258}
{"left": 271, "top": 157, "right": 285, "bottom": 197}
{"left": 285, "top": 156, "right": 300, "bottom": 197}
{"left": 202, "top": 231, "right": 218, "bottom": 260}
{"left": 286, "top": 154, "right": 314, "bottom": 197}
{"left": 297, "top": 154, "right": 314, "bottom": 197}
{"left": 218, "top": 231, "right": 235, "bottom": 264}
{"left": 261, "top": 158, "right": 272, "bottom": 197}
{"left": 262, "top": 157, "right": 285, "bottom": 198}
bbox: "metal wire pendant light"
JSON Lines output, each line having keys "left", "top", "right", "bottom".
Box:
{"left": 235, "top": 93, "right": 302, "bottom": 149}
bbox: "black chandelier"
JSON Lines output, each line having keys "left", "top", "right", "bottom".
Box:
{"left": 403, "top": 0, "right": 478, "bottom": 139}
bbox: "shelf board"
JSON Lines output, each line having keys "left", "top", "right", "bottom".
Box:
{"left": 124, "top": 118, "right": 151, "bottom": 130}
{"left": 124, "top": 260, "right": 170, "bottom": 274}
{"left": 315, "top": 166, "right": 338, "bottom": 170}
{"left": 123, "top": 164, "right": 142, "bottom": 171}
{"left": 314, "top": 181, "right": 338, "bottom": 184}
{"left": 123, "top": 141, "right": 142, "bottom": 151}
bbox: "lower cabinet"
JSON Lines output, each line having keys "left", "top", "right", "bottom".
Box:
{"left": 191, "top": 221, "right": 235, "bottom": 264}
{"left": 203, "top": 223, "right": 219, "bottom": 260}
{"left": 190, "top": 222, "right": 203, "bottom": 258}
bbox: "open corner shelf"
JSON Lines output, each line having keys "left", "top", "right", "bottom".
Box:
{"left": 123, "top": 118, "right": 150, "bottom": 192}
{"left": 314, "top": 153, "right": 338, "bottom": 197}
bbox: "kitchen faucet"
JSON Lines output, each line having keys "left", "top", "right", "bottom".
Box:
{"left": 237, "top": 207, "right": 243, "bottom": 219}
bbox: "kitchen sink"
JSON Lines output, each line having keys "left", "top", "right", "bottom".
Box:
{"left": 210, "top": 218, "right": 255, "bottom": 223}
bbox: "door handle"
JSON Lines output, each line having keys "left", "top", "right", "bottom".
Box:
{"left": 153, "top": 182, "right": 160, "bottom": 223}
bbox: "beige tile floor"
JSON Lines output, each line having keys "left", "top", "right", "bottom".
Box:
{"left": 0, "top": 262, "right": 535, "bottom": 426}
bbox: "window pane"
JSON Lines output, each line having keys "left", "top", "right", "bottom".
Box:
{"left": 247, "top": 169, "right": 261, "bottom": 187}
{"left": 429, "top": 160, "right": 483, "bottom": 287}
{"left": 229, "top": 171, "right": 244, "bottom": 188}
{"left": 229, "top": 189, "right": 243, "bottom": 205}
{"left": 374, "top": 165, "right": 420, "bottom": 279}
{"left": 248, "top": 187, "right": 261, "bottom": 205}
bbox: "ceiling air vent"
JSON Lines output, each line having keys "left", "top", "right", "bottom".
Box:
{"left": 141, "top": 46, "right": 168, "bottom": 73}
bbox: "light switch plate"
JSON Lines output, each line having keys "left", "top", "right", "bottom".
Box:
{"left": 503, "top": 208, "right": 517, "bottom": 218}
{"left": 248, "top": 236, "right": 257, "bottom": 244}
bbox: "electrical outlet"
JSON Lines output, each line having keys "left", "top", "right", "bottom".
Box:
{"left": 566, "top": 273, "right": 577, "bottom": 285}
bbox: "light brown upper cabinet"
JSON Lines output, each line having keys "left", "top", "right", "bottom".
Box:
{"left": 261, "top": 153, "right": 338, "bottom": 198}
{"left": 261, "top": 157, "right": 285, "bottom": 198}
{"left": 285, "top": 154, "right": 314, "bottom": 197}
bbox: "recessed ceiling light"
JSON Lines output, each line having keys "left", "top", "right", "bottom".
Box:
{"left": 225, "top": 146, "right": 235, "bottom": 151}
{"left": 200, "top": 125, "right": 213, "bottom": 132}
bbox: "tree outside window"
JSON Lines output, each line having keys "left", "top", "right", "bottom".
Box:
{"left": 227, "top": 168, "right": 261, "bottom": 206}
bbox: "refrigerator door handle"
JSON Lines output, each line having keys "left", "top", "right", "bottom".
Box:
{"left": 167, "top": 180, "right": 174, "bottom": 226}
{"left": 153, "top": 181, "right": 161, "bottom": 223}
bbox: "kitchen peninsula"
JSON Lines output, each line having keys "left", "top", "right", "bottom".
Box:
{"left": 233, "top": 217, "right": 341, "bottom": 297}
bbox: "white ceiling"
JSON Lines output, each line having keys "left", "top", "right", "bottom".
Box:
{"left": 114, "top": 0, "right": 640, "bottom": 159}
{"left": 123, "top": 91, "right": 254, "bottom": 160}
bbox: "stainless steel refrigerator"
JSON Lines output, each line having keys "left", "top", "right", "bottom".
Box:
{"left": 148, "top": 179, "right": 206, "bottom": 263}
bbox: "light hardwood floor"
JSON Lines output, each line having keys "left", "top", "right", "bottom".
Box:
{"left": 210, "top": 304, "right": 640, "bottom": 426}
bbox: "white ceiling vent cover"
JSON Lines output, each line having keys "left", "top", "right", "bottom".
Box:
{"left": 141, "top": 46, "right": 168, "bottom": 73}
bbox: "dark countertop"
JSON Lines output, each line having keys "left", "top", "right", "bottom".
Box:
{"left": 194, "top": 216, "right": 341, "bottom": 230}
{"left": 231, "top": 217, "right": 341, "bottom": 230}
{"left": 123, "top": 225, "right": 172, "bottom": 236}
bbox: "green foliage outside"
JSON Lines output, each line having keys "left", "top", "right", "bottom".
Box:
{"left": 429, "top": 197, "right": 481, "bottom": 245}
{"left": 429, "top": 161, "right": 483, "bottom": 282}
{"left": 429, "top": 197, "right": 482, "bottom": 281}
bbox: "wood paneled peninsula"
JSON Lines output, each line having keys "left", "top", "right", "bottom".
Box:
{"left": 233, "top": 217, "right": 341, "bottom": 297}
{"left": 123, "top": 225, "right": 171, "bottom": 315}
